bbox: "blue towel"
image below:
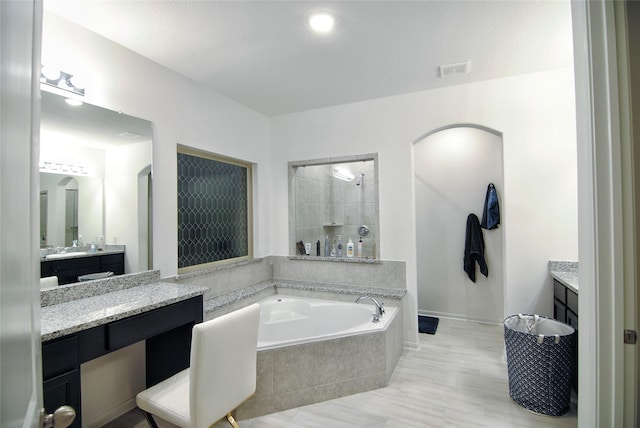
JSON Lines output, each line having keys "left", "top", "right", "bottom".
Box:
{"left": 481, "top": 183, "right": 500, "bottom": 230}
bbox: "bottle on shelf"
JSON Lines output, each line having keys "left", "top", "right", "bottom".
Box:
{"left": 346, "top": 238, "right": 354, "bottom": 258}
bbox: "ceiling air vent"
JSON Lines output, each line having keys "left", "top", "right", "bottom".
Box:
{"left": 439, "top": 61, "right": 471, "bottom": 78}
{"left": 118, "top": 131, "right": 143, "bottom": 139}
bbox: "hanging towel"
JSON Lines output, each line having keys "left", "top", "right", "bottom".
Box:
{"left": 481, "top": 183, "right": 500, "bottom": 230}
{"left": 464, "top": 213, "right": 488, "bottom": 282}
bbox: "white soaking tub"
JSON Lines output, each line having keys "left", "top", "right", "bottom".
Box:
{"left": 257, "top": 294, "right": 398, "bottom": 350}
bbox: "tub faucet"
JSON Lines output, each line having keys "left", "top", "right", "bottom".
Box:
{"left": 356, "top": 295, "right": 385, "bottom": 322}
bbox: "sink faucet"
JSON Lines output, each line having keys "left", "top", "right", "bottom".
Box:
{"left": 356, "top": 295, "right": 385, "bottom": 322}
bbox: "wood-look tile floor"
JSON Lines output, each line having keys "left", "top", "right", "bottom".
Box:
{"left": 104, "top": 317, "right": 577, "bottom": 428}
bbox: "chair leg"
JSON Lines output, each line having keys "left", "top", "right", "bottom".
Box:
{"left": 226, "top": 412, "right": 240, "bottom": 428}
{"left": 139, "top": 409, "right": 160, "bottom": 428}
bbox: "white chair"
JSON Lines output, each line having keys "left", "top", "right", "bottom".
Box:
{"left": 136, "top": 303, "right": 260, "bottom": 428}
{"left": 40, "top": 276, "right": 58, "bottom": 288}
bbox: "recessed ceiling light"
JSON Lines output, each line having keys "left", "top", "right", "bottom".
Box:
{"left": 64, "top": 98, "right": 83, "bottom": 106}
{"left": 308, "top": 12, "right": 335, "bottom": 34}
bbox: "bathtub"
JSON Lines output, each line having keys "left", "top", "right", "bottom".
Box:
{"left": 236, "top": 293, "right": 403, "bottom": 419}
{"left": 257, "top": 294, "right": 398, "bottom": 350}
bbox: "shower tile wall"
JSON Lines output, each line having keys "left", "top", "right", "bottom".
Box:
{"left": 294, "top": 164, "right": 328, "bottom": 251}
{"left": 294, "top": 161, "right": 377, "bottom": 258}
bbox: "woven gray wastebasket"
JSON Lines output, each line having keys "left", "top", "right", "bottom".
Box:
{"left": 503, "top": 314, "right": 576, "bottom": 416}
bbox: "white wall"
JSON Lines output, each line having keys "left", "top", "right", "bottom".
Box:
{"left": 80, "top": 342, "right": 145, "bottom": 428}
{"left": 40, "top": 173, "right": 103, "bottom": 247}
{"left": 270, "top": 67, "right": 579, "bottom": 345}
{"left": 77, "top": 175, "right": 103, "bottom": 246}
{"left": 42, "top": 12, "right": 271, "bottom": 280}
{"left": 42, "top": 12, "right": 270, "bottom": 425}
{"left": 415, "top": 126, "right": 504, "bottom": 323}
{"left": 105, "top": 140, "right": 152, "bottom": 273}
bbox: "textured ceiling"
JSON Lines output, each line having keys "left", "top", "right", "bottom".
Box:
{"left": 43, "top": 0, "right": 574, "bottom": 117}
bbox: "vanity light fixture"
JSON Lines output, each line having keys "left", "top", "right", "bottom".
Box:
{"left": 41, "top": 65, "right": 61, "bottom": 81}
{"left": 332, "top": 167, "right": 355, "bottom": 182}
{"left": 308, "top": 11, "right": 336, "bottom": 34}
{"left": 40, "top": 65, "right": 85, "bottom": 96}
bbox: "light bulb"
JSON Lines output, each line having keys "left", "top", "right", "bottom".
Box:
{"left": 41, "top": 65, "right": 61, "bottom": 81}
{"left": 308, "top": 12, "right": 335, "bottom": 34}
{"left": 64, "top": 98, "right": 83, "bottom": 107}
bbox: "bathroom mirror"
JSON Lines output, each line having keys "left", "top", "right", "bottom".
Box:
{"left": 289, "top": 154, "right": 379, "bottom": 259}
{"left": 40, "top": 89, "right": 153, "bottom": 280}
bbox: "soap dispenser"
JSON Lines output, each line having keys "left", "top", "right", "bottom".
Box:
{"left": 346, "top": 238, "right": 354, "bottom": 258}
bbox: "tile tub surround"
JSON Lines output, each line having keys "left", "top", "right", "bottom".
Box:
{"left": 173, "top": 258, "right": 272, "bottom": 302}
{"left": 172, "top": 255, "right": 406, "bottom": 418}
{"left": 272, "top": 256, "right": 406, "bottom": 291}
{"left": 202, "top": 279, "right": 406, "bottom": 320}
{"left": 172, "top": 255, "right": 407, "bottom": 319}
{"left": 235, "top": 301, "right": 404, "bottom": 420}
{"left": 549, "top": 260, "right": 578, "bottom": 294}
{"left": 41, "top": 281, "right": 209, "bottom": 341}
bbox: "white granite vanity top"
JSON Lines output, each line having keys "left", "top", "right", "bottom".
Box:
{"left": 40, "top": 248, "right": 125, "bottom": 261}
{"left": 549, "top": 260, "right": 579, "bottom": 294}
{"left": 41, "top": 282, "right": 208, "bottom": 342}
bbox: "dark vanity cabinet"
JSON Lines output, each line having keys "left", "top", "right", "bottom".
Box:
{"left": 553, "top": 279, "right": 578, "bottom": 329}
{"left": 42, "top": 296, "right": 203, "bottom": 427}
{"left": 42, "top": 337, "right": 81, "bottom": 428}
{"left": 553, "top": 279, "right": 578, "bottom": 391}
{"left": 41, "top": 252, "right": 125, "bottom": 285}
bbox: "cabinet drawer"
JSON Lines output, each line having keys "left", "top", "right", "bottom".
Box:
{"left": 106, "top": 298, "right": 199, "bottom": 351}
{"left": 567, "top": 289, "right": 578, "bottom": 314}
{"left": 553, "top": 280, "right": 567, "bottom": 303}
{"left": 42, "top": 336, "right": 78, "bottom": 380}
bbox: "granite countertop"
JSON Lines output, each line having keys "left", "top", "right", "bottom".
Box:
{"left": 549, "top": 260, "right": 579, "bottom": 294}
{"left": 40, "top": 248, "right": 125, "bottom": 261}
{"left": 41, "top": 282, "right": 208, "bottom": 341}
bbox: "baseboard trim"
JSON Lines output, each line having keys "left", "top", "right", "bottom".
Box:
{"left": 84, "top": 397, "right": 137, "bottom": 428}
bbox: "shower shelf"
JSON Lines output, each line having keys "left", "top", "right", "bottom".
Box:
{"left": 322, "top": 223, "right": 344, "bottom": 227}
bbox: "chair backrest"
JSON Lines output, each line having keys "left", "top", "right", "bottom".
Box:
{"left": 189, "top": 303, "right": 260, "bottom": 428}
{"left": 40, "top": 276, "right": 58, "bottom": 289}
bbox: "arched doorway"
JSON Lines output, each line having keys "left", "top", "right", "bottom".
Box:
{"left": 414, "top": 124, "right": 505, "bottom": 322}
